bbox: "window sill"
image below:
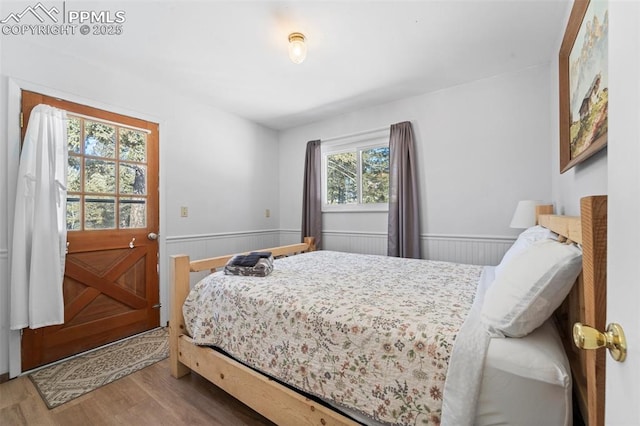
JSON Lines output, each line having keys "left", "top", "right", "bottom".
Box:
{"left": 322, "top": 205, "right": 388, "bottom": 213}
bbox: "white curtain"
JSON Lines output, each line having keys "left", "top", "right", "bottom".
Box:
{"left": 10, "top": 104, "right": 68, "bottom": 330}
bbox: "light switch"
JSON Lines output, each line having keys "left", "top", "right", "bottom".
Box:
{"left": 265, "top": 209, "right": 270, "bottom": 218}
{"left": 180, "top": 206, "right": 188, "bottom": 217}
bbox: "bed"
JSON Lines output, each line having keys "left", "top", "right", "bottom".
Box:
{"left": 170, "top": 195, "right": 607, "bottom": 426}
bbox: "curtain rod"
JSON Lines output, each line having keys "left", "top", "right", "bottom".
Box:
{"left": 321, "top": 125, "right": 390, "bottom": 143}
{"left": 67, "top": 112, "right": 152, "bottom": 135}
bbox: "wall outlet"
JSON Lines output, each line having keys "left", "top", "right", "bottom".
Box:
{"left": 180, "top": 206, "right": 188, "bottom": 217}
{"left": 265, "top": 209, "right": 270, "bottom": 218}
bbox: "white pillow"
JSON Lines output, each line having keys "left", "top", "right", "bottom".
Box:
{"left": 482, "top": 239, "right": 582, "bottom": 337}
{"left": 495, "top": 225, "right": 557, "bottom": 278}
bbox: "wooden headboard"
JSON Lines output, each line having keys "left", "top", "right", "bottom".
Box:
{"left": 537, "top": 196, "right": 607, "bottom": 426}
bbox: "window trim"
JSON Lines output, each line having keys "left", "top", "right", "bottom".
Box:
{"left": 321, "top": 129, "right": 390, "bottom": 213}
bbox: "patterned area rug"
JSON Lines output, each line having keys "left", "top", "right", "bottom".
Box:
{"left": 29, "top": 327, "right": 168, "bottom": 409}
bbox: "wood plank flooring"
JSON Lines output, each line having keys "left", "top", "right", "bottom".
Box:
{"left": 0, "top": 359, "right": 276, "bottom": 425}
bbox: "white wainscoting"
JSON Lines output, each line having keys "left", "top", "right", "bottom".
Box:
{"left": 422, "top": 234, "right": 515, "bottom": 266}
{"left": 323, "top": 231, "right": 388, "bottom": 255}
{"left": 279, "top": 230, "right": 514, "bottom": 266}
{"left": 279, "top": 230, "right": 388, "bottom": 255}
{"left": 279, "top": 230, "right": 304, "bottom": 246}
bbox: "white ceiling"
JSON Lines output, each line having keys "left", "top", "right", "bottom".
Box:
{"left": 12, "top": 0, "right": 571, "bottom": 129}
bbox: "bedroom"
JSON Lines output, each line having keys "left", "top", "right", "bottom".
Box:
{"left": 0, "top": 0, "right": 637, "bottom": 424}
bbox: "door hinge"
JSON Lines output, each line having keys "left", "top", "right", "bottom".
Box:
{"left": 20, "top": 111, "right": 24, "bottom": 128}
{"left": 152, "top": 303, "right": 162, "bottom": 309}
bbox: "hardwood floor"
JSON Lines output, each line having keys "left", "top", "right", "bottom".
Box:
{"left": 0, "top": 359, "right": 276, "bottom": 425}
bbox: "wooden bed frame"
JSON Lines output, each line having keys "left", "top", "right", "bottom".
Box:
{"left": 170, "top": 196, "right": 607, "bottom": 426}
{"left": 538, "top": 195, "right": 607, "bottom": 426}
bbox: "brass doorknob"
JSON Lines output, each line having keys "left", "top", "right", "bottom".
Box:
{"left": 573, "top": 322, "right": 627, "bottom": 362}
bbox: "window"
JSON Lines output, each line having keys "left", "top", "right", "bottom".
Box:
{"left": 67, "top": 115, "right": 149, "bottom": 231}
{"left": 322, "top": 131, "right": 390, "bottom": 211}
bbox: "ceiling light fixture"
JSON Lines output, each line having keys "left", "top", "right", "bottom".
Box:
{"left": 288, "top": 32, "right": 307, "bottom": 64}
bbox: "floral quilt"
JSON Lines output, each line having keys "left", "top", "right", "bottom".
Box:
{"left": 183, "top": 250, "right": 482, "bottom": 425}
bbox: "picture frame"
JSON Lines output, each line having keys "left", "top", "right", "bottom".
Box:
{"left": 559, "top": 0, "right": 608, "bottom": 173}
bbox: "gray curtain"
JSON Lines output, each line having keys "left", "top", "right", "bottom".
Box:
{"left": 387, "top": 121, "right": 421, "bottom": 258}
{"left": 301, "top": 140, "right": 322, "bottom": 249}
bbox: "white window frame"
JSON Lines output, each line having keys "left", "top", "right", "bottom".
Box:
{"left": 321, "top": 128, "right": 390, "bottom": 213}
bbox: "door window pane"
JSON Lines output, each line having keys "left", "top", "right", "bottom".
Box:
{"left": 119, "top": 198, "right": 146, "bottom": 229}
{"left": 67, "top": 196, "right": 81, "bottom": 230}
{"left": 85, "top": 159, "right": 116, "bottom": 193}
{"left": 67, "top": 116, "right": 81, "bottom": 154}
{"left": 119, "top": 128, "right": 147, "bottom": 162}
{"left": 119, "top": 164, "right": 146, "bottom": 195}
{"left": 326, "top": 152, "right": 358, "bottom": 204}
{"left": 68, "top": 156, "right": 81, "bottom": 192}
{"left": 84, "top": 121, "right": 115, "bottom": 158}
{"left": 84, "top": 196, "right": 116, "bottom": 229}
{"left": 362, "top": 147, "right": 390, "bottom": 204}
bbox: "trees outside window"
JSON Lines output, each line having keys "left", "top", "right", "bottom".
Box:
{"left": 323, "top": 142, "right": 389, "bottom": 210}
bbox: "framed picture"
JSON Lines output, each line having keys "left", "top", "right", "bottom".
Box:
{"left": 559, "top": 0, "right": 608, "bottom": 173}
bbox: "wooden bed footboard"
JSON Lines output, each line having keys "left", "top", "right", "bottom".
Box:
{"left": 169, "top": 237, "right": 359, "bottom": 425}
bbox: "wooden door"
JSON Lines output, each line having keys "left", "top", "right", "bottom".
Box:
{"left": 20, "top": 91, "right": 160, "bottom": 371}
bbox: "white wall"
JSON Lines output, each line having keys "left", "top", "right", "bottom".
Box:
{"left": 0, "top": 39, "right": 280, "bottom": 376}
{"left": 279, "top": 64, "right": 554, "bottom": 256}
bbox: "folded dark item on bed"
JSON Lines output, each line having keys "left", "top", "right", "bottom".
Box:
{"left": 230, "top": 254, "right": 261, "bottom": 267}
{"left": 250, "top": 251, "right": 272, "bottom": 258}
{"left": 224, "top": 254, "right": 274, "bottom": 277}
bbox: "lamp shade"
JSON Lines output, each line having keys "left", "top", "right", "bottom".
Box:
{"left": 509, "top": 200, "right": 543, "bottom": 229}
